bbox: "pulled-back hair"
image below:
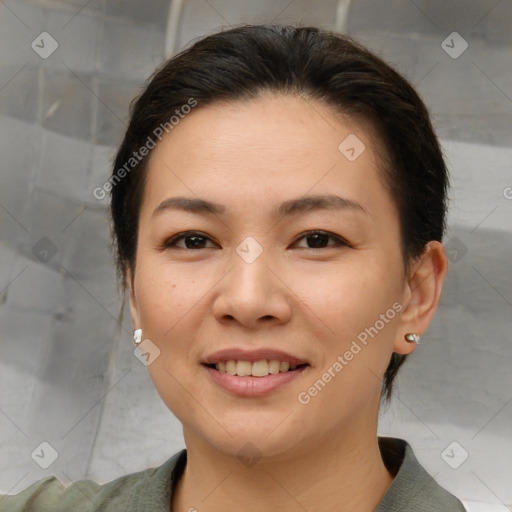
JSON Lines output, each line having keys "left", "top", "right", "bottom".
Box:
{"left": 109, "top": 24, "right": 449, "bottom": 402}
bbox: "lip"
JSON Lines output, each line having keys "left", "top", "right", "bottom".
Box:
{"left": 202, "top": 364, "right": 309, "bottom": 397}
{"left": 202, "top": 348, "right": 308, "bottom": 366}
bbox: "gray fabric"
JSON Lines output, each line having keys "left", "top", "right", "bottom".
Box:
{"left": 375, "top": 437, "right": 466, "bottom": 511}
{"left": 0, "top": 437, "right": 466, "bottom": 511}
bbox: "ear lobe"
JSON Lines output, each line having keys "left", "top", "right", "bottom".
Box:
{"left": 393, "top": 241, "right": 448, "bottom": 354}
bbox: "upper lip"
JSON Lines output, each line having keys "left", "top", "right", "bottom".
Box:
{"left": 202, "top": 348, "right": 309, "bottom": 366}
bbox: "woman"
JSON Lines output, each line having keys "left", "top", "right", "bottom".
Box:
{"left": 1, "top": 24, "right": 465, "bottom": 511}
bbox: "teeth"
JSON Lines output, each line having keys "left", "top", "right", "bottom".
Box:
{"left": 225, "top": 360, "right": 237, "bottom": 375}
{"left": 214, "top": 359, "right": 303, "bottom": 377}
{"left": 251, "top": 360, "right": 268, "bottom": 377}
{"left": 268, "top": 360, "right": 280, "bottom": 374}
{"left": 236, "top": 360, "right": 252, "bottom": 376}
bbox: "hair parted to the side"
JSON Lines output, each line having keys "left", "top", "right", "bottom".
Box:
{"left": 109, "top": 24, "right": 449, "bottom": 402}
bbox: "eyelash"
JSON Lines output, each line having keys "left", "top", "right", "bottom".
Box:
{"left": 161, "top": 230, "right": 351, "bottom": 251}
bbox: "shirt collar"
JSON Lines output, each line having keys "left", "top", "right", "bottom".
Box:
{"left": 131, "top": 437, "right": 459, "bottom": 511}
{"left": 376, "top": 436, "right": 462, "bottom": 511}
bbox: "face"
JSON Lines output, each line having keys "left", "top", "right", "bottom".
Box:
{"left": 128, "top": 93, "right": 417, "bottom": 460}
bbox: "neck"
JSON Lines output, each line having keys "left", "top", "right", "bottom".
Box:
{"left": 172, "top": 424, "right": 394, "bottom": 512}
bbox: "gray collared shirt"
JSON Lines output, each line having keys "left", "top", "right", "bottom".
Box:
{"left": 0, "top": 437, "right": 466, "bottom": 511}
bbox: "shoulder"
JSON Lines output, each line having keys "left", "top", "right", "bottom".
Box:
{"left": 0, "top": 450, "right": 186, "bottom": 512}
{"left": 377, "top": 437, "right": 466, "bottom": 512}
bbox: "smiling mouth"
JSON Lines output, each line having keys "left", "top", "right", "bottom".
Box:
{"left": 203, "top": 360, "right": 310, "bottom": 377}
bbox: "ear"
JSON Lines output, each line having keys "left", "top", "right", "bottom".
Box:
{"left": 125, "top": 265, "right": 141, "bottom": 330}
{"left": 394, "top": 241, "right": 449, "bottom": 355}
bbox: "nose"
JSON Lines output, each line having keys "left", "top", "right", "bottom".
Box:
{"left": 212, "top": 248, "right": 292, "bottom": 330}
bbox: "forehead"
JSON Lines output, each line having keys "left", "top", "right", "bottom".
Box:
{"left": 140, "top": 93, "right": 393, "bottom": 218}
{"left": 151, "top": 93, "right": 378, "bottom": 158}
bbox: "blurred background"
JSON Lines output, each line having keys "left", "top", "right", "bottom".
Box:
{"left": 0, "top": 0, "right": 511, "bottom": 510}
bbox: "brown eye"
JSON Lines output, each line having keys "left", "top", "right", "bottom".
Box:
{"left": 163, "top": 231, "right": 216, "bottom": 250}
{"left": 294, "top": 231, "right": 350, "bottom": 249}
{"left": 161, "top": 230, "right": 349, "bottom": 251}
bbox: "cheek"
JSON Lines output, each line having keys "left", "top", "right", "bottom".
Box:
{"left": 301, "top": 257, "right": 399, "bottom": 331}
{"left": 134, "top": 263, "right": 205, "bottom": 420}
{"left": 133, "top": 259, "right": 212, "bottom": 388}
{"left": 134, "top": 258, "right": 204, "bottom": 339}
{"left": 299, "top": 258, "right": 401, "bottom": 387}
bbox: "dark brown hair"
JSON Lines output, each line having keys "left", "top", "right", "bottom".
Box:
{"left": 109, "top": 24, "right": 449, "bottom": 402}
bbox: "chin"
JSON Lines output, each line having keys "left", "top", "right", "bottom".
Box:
{"left": 212, "top": 433, "right": 303, "bottom": 464}
{"left": 183, "top": 413, "right": 309, "bottom": 462}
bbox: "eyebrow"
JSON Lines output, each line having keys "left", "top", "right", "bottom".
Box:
{"left": 152, "top": 194, "right": 368, "bottom": 220}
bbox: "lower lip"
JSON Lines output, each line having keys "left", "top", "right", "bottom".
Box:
{"left": 202, "top": 365, "right": 309, "bottom": 397}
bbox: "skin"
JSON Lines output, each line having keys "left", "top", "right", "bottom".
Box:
{"left": 127, "top": 93, "right": 448, "bottom": 512}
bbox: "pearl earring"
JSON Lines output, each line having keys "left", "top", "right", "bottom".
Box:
{"left": 133, "top": 328, "right": 142, "bottom": 345}
{"left": 404, "top": 333, "right": 420, "bottom": 344}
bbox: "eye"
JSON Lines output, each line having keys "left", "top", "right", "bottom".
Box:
{"left": 161, "top": 230, "right": 350, "bottom": 251}
{"left": 162, "top": 231, "right": 217, "bottom": 250}
{"left": 293, "top": 230, "right": 350, "bottom": 249}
